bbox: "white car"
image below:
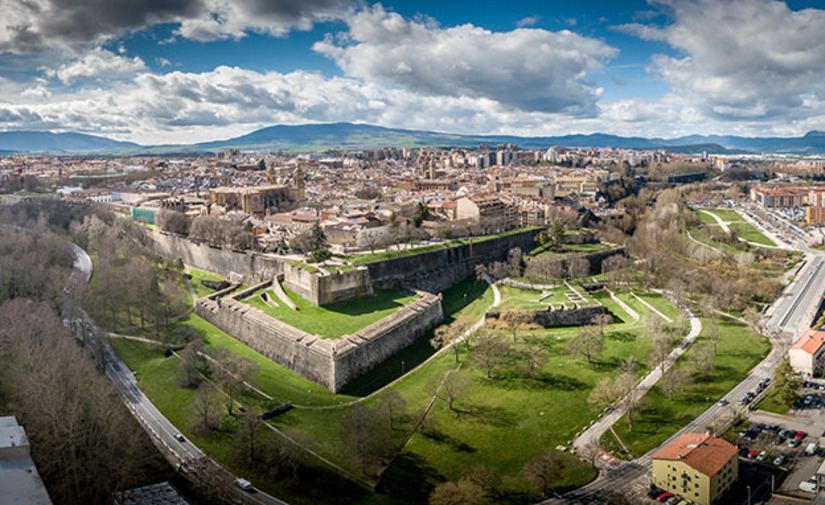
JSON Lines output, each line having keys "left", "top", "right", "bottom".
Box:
{"left": 174, "top": 432, "right": 186, "bottom": 442}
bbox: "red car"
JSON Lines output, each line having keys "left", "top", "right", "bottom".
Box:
{"left": 795, "top": 431, "right": 807, "bottom": 440}
{"left": 748, "top": 450, "right": 758, "bottom": 458}
{"left": 657, "top": 492, "right": 673, "bottom": 502}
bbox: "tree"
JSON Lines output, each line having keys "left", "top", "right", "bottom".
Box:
{"left": 379, "top": 389, "right": 407, "bottom": 431}
{"left": 587, "top": 377, "right": 617, "bottom": 410}
{"left": 567, "top": 325, "right": 603, "bottom": 363}
{"left": 214, "top": 351, "right": 256, "bottom": 416}
{"left": 507, "top": 247, "right": 523, "bottom": 278}
{"left": 239, "top": 405, "right": 263, "bottom": 465}
{"left": 156, "top": 209, "right": 190, "bottom": 236}
{"left": 660, "top": 368, "right": 692, "bottom": 401}
{"left": 431, "top": 370, "right": 471, "bottom": 412}
{"left": 694, "top": 344, "right": 716, "bottom": 378}
{"left": 471, "top": 331, "right": 513, "bottom": 379}
{"left": 566, "top": 257, "right": 590, "bottom": 280}
{"left": 523, "top": 450, "right": 563, "bottom": 497}
{"left": 550, "top": 220, "right": 565, "bottom": 250}
{"left": 341, "top": 404, "right": 395, "bottom": 476}
{"left": 520, "top": 333, "right": 549, "bottom": 380}
{"left": 430, "top": 315, "right": 472, "bottom": 363}
{"left": 704, "top": 318, "right": 721, "bottom": 355}
{"left": 591, "top": 313, "right": 613, "bottom": 338}
{"left": 463, "top": 463, "right": 498, "bottom": 497}
{"left": 649, "top": 334, "right": 674, "bottom": 372}
{"left": 191, "top": 383, "right": 223, "bottom": 434}
{"left": 429, "top": 478, "right": 484, "bottom": 505}
{"left": 615, "top": 364, "right": 643, "bottom": 431}
{"left": 177, "top": 339, "right": 213, "bottom": 388}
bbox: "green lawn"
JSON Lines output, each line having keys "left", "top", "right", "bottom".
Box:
{"left": 634, "top": 291, "right": 682, "bottom": 322}
{"left": 610, "top": 319, "right": 769, "bottom": 456}
{"left": 243, "top": 285, "right": 418, "bottom": 339}
{"left": 756, "top": 386, "right": 795, "bottom": 415}
{"left": 729, "top": 222, "right": 776, "bottom": 246}
{"left": 187, "top": 267, "right": 225, "bottom": 299}
{"left": 498, "top": 285, "right": 597, "bottom": 311}
{"left": 528, "top": 241, "right": 611, "bottom": 258}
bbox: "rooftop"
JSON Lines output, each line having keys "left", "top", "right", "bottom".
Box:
{"left": 651, "top": 433, "right": 737, "bottom": 477}
{"left": 790, "top": 329, "right": 825, "bottom": 355}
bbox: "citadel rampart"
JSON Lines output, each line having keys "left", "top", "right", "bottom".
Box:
{"left": 486, "top": 304, "right": 606, "bottom": 328}
{"left": 194, "top": 284, "right": 443, "bottom": 392}
{"left": 149, "top": 230, "right": 285, "bottom": 280}
{"left": 283, "top": 263, "right": 373, "bottom": 306}
{"left": 362, "top": 228, "right": 542, "bottom": 293}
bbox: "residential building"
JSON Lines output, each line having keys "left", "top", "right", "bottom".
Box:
{"left": 0, "top": 416, "right": 52, "bottom": 505}
{"left": 651, "top": 432, "right": 738, "bottom": 505}
{"left": 807, "top": 206, "right": 825, "bottom": 226}
{"left": 789, "top": 329, "right": 825, "bottom": 376}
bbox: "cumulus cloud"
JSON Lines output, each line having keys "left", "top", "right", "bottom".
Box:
{"left": 313, "top": 5, "right": 617, "bottom": 115}
{"left": 46, "top": 48, "right": 147, "bottom": 84}
{"left": 620, "top": 0, "right": 825, "bottom": 121}
{"left": 0, "top": 0, "right": 352, "bottom": 53}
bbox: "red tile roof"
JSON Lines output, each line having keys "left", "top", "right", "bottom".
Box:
{"left": 651, "top": 433, "right": 737, "bottom": 477}
{"left": 790, "top": 329, "right": 825, "bottom": 355}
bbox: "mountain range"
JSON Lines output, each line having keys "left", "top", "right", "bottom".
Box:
{"left": 4, "top": 123, "right": 825, "bottom": 155}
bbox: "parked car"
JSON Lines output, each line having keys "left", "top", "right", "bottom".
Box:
{"left": 774, "top": 455, "right": 786, "bottom": 466}
{"left": 648, "top": 488, "right": 664, "bottom": 499}
{"left": 805, "top": 395, "right": 813, "bottom": 406}
{"left": 790, "top": 438, "right": 802, "bottom": 448}
{"left": 779, "top": 429, "right": 790, "bottom": 438}
{"left": 666, "top": 497, "right": 680, "bottom": 505}
{"left": 757, "top": 451, "right": 768, "bottom": 461}
{"left": 796, "top": 431, "right": 807, "bottom": 439}
{"left": 748, "top": 450, "right": 758, "bottom": 459}
{"left": 656, "top": 492, "right": 674, "bottom": 502}
{"left": 800, "top": 477, "right": 817, "bottom": 493}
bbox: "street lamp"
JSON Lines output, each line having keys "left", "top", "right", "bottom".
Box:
{"left": 747, "top": 484, "right": 751, "bottom": 505}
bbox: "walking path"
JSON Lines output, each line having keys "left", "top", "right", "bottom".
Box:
{"left": 606, "top": 288, "right": 639, "bottom": 322}
{"left": 570, "top": 301, "right": 701, "bottom": 460}
{"left": 631, "top": 292, "right": 673, "bottom": 323}
{"left": 686, "top": 229, "right": 727, "bottom": 259}
{"left": 701, "top": 208, "right": 785, "bottom": 250}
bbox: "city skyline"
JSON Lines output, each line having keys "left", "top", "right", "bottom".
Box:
{"left": 1, "top": 0, "right": 825, "bottom": 144}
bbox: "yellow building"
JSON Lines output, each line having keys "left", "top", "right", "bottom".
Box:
{"left": 651, "top": 433, "right": 738, "bottom": 505}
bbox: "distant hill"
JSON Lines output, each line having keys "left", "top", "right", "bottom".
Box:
{"left": 0, "top": 131, "right": 139, "bottom": 154}
{"left": 6, "top": 123, "right": 825, "bottom": 154}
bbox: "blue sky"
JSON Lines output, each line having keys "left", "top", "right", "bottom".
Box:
{"left": 1, "top": 0, "right": 825, "bottom": 144}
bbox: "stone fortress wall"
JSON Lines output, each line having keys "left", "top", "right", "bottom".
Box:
{"left": 485, "top": 304, "right": 606, "bottom": 328}
{"left": 283, "top": 263, "right": 373, "bottom": 306}
{"left": 194, "top": 282, "right": 442, "bottom": 392}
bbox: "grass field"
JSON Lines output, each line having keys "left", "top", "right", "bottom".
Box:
{"left": 243, "top": 285, "right": 418, "bottom": 339}
{"left": 609, "top": 319, "right": 769, "bottom": 456}
{"left": 498, "top": 285, "right": 597, "bottom": 310}
{"left": 187, "top": 267, "right": 224, "bottom": 299}
{"left": 693, "top": 209, "right": 776, "bottom": 247}
{"left": 528, "top": 240, "right": 611, "bottom": 258}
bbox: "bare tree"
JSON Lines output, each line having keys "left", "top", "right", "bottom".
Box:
{"left": 341, "top": 404, "right": 395, "bottom": 476}
{"left": 191, "top": 383, "right": 223, "bottom": 434}
{"left": 430, "top": 315, "right": 473, "bottom": 363}
{"left": 378, "top": 389, "right": 407, "bottom": 431}
{"left": 429, "top": 478, "right": 484, "bottom": 505}
{"left": 591, "top": 313, "right": 613, "bottom": 338}
{"left": 471, "top": 331, "right": 513, "bottom": 379}
{"left": 566, "top": 257, "right": 590, "bottom": 280}
{"left": 463, "top": 463, "right": 498, "bottom": 497}
{"left": 649, "top": 334, "right": 674, "bottom": 372}
{"left": 520, "top": 333, "right": 549, "bottom": 380}
{"left": 430, "top": 370, "right": 471, "bottom": 412}
{"left": 523, "top": 450, "right": 563, "bottom": 497}
{"left": 694, "top": 344, "right": 716, "bottom": 378}
{"left": 660, "top": 368, "right": 692, "bottom": 402}
{"left": 567, "top": 325, "right": 603, "bottom": 364}
{"left": 156, "top": 209, "right": 190, "bottom": 236}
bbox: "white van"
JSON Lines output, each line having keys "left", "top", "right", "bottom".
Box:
{"left": 800, "top": 477, "right": 817, "bottom": 493}
{"left": 235, "top": 478, "right": 254, "bottom": 492}
{"left": 806, "top": 442, "right": 818, "bottom": 455}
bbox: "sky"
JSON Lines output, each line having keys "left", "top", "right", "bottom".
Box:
{"left": 2, "top": 0, "right": 825, "bottom": 144}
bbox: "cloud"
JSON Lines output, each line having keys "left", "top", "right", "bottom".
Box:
{"left": 46, "top": 47, "right": 147, "bottom": 84}
{"left": 620, "top": 0, "right": 825, "bottom": 122}
{"left": 313, "top": 5, "right": 617, "bottom": 115}
{"left": 0, "top": 0, "right": 352, "bottom": 53}
{"left": 155, "top": 57, "right": 172, "bottom": 67}
{"left": 516, "top": 16, "right": 538, "bottom": 28}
